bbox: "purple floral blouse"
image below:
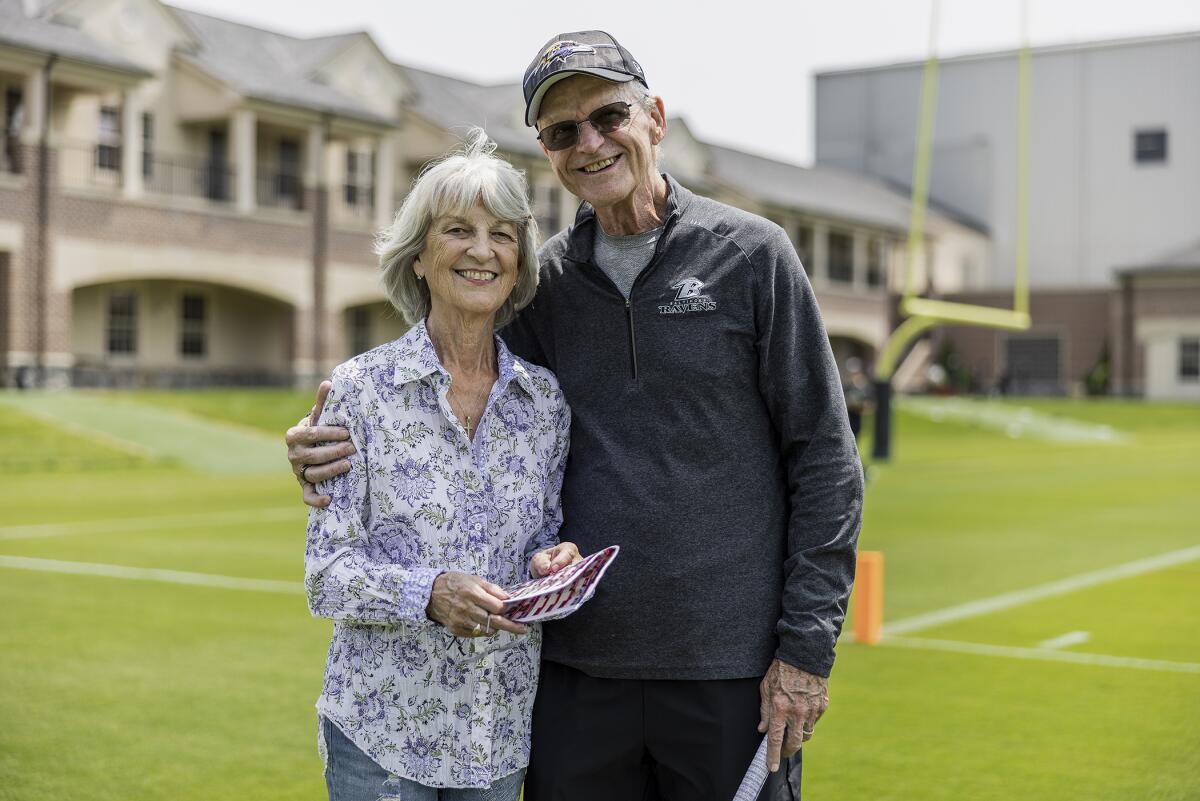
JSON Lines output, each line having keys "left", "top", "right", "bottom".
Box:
{"left": 305, "top": 320, "right": 570, "bottom": 788}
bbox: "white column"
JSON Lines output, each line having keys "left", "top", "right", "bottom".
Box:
{"left": 374, "top": 135, "right": 395, "bottom": 229}
{"left": 233, "top": 108, "right": 256, "bottom": 214}
{"left": 19, "top": 69, "right": 47, "bottom": 145}
{"left": 811, "top": 220, "right": 830, "bottom": 290}
{"left": 121, "top": 90, "right": 143, "bottom": 198}
{"left": 852, "top": 230, "right": 868, "bottom": 292}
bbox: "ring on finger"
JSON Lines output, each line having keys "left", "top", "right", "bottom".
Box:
{"left": 470, "top": 621, "right": 482, "bottom": 637}
{"left": 485, "top": 614, "right": 492, "bottom": 635}
{"left": 299, "top": 464, "right": 313, "bottom": 484}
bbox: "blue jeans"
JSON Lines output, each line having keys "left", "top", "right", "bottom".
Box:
{"left": 322, "top": 717, "right": 525, "bottom": 801}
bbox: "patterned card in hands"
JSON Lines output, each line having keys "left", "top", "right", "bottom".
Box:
{"left": 502, "top": 546, "right": 620, "bottom": 623}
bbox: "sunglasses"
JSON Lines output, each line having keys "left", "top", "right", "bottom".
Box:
{"left": 536, "top": 101, "right": 636, "bottom": 151}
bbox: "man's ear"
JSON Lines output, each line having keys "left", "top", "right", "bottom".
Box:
{"left": 650, "top": 95, "right": 668, "bottom": 144}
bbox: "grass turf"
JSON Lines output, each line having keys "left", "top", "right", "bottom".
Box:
{"left": 0, "top": 391, "right": 1196, "bottom": 800}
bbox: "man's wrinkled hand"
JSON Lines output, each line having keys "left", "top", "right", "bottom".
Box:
{"left": 758, "top": 658, "right": 829, "bottom": 772}
{"left": 286, "top": 380, "right": 355, "bottom": 508}
{"left": 529, "top": 542, "right": 583, "bottom": 577}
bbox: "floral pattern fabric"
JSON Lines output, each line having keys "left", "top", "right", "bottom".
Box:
{"left": 305, "top": 320, "right": 570, "bottom": 788}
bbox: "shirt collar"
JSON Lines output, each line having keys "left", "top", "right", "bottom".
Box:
{"left": 564, "top": 172, "right": 690, "bottom": 263}
{"left": 392, "top": 319, "right": 537, "bottom": 398}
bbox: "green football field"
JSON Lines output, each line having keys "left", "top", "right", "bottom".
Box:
{"left": 0, "top": 390, "right": 1196, "bottom": 800}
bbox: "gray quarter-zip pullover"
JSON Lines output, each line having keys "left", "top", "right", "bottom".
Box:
{"left": 503, "top": 174, "right": 862, "bottom": 680}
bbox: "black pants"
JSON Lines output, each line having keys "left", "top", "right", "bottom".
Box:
{"left": 525, "top": 661, "right": 800, "bottom": 801}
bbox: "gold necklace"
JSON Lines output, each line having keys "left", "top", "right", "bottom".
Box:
{"left": 449, "top": 383, "right": 487, "bottom": 441}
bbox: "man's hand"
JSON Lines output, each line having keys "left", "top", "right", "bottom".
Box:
{"left": 529, "top": 542, "right": 583, "bottom": 577}
{"left": 426, "top": 571, "right": 529, "bottom": 638}
{"left": 758, "top": 658, "right": 829, "bottom": 772}
{"left": 286, "top": 380, "right": 355, "bottom": 509}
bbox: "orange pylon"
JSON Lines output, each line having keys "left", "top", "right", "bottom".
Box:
{"left": 854, "top": 551, "right": 885, "bottom": 644}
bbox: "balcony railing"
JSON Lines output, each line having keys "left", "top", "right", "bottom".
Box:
{"left": 57, "top": 141, "right": 237, "bottom": 203}
{"left": 58, "top": 142, "right": 123, "bottom": 190}
{"left": 338, "top": 183, "right": 376, "bottom": 225}
{"left": 144, "top": 151, "right": 234, "bottom": 203}
{"left": 257, "top": 166, "right": 303, "bottom": 210}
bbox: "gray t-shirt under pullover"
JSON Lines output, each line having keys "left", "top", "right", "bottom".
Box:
{"left": 592, "top": 224, "right": 663, "bottom": 298}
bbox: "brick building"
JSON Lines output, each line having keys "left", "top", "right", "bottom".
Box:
{"left": 1, "top": 0, "right": 983, "bottom": 388}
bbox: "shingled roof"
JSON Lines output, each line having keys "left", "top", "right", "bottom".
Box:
{"left": 703, "top": 141, "right": 982, "bottom": 232}
{"left": 398, "top": 64, "right": 538, "bottom": 157}
{"left": 1119, "top": 239, "right": 1200, "bottom": 275}
{"left": 0, "top": 0, "right": 149, "bottom": 75}
{"left": 169, "top": 8, "right": 393, "bottom": 126}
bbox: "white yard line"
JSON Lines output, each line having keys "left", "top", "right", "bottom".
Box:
{"left": 883, "top": 636, "right": 1200, "bottom": 675}
{"left": 900, "top": 398, "right": 1130, "bottom": 444}
{"left": 884, "top": 544, "right": 1200, "bottom": 636}
{"left": 0, "top": 507, "right": 301, "bottom": 541}
{"left": 1038, "top": 630, "right": 1091, "bottom": 650}
{"left": 0, "top": 555, "right": 302, "bottom": 594}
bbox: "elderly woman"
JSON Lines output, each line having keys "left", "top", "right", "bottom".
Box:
{"left": 305, "top": 129, "right": 579, "bottom": 801}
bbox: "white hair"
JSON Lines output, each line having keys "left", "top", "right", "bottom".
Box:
{"left": 376, "top": 128, "right": 540, "bottom": 328}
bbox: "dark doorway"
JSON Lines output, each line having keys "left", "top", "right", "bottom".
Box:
{"left": 206, "top": 128, "right": 229, "bottom": 201}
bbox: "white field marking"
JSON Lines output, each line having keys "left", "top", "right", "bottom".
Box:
{"left": 883, "top": 636, "right": 1200, "bottom": 676}
{"left": 1, "top": 400, "right": 157, "bottom": 459}
{"left": 1039, "top": 630, "right": 1091, "bottom": 650}
{"left": 900, "top": 397, "right": 1130, "bottom": 444}
{"left": 0, "top": 555, "right": 302, "bottom": 594}
{"left": 883, "top": 544, "right": 1200, "bottom": 636}
{"left": 0, "top": 507, "right": 301, "bottom": 541}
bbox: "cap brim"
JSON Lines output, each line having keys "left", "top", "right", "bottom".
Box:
{"left": 525, "top": 68, "right": 638, "bottom": 127}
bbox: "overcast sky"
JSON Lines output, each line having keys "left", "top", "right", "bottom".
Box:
{"left": 171, "top": 0, "right": 1200, "bottom": 166}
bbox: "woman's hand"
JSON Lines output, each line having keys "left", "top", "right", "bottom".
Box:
{"left": 530, "top": 542, "right": 583, "bottom": 578}
{"left": 426, "top": 571, "right": 529, "bottom": 637}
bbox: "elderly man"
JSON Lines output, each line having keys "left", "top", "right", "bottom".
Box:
{"left": 288, "top": 30, "right": 862, "bottom": 801}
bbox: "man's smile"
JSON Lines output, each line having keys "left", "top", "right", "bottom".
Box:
{"left": 579, "top": 155, "right": 620, "bottom": 173}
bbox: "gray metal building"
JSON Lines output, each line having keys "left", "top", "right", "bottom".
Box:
{"left": 815, "top": 31, "right": 1200, "bottom": 399}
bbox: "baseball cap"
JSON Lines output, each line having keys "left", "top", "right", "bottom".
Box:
{"left": 522, "top": 31, "right": 647, "bottom": 127}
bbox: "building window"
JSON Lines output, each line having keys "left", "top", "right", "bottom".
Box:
{"left": 97, "top": 106, "right": 120, "bottom": 171}
{"left": 828, "top": 230, "right": 854, "bottom": 283}
{"left": 794, "top": 224, "right": 813, "bottom": 275}
{"left": 1134, "top": 129, "right": 1167, "bottom": 164}
{"left": 349, "top": 307, "right": 371, "bottom": 356}
{"left": 1180, "top": 337, "right": 1200, "bottom": 382}
{"left": 344, "top": 150, "right": 375, "bottom": 209}
{"left": 277, "top": 138, "right": 301, "bottom": 207}
{"left": 107, "top": 291, "right": 137, "bottom": 354}
{"left": 3, "top": 88, "right": 21, "bottom": 173}
{"left": 180, "top": 293, "right": 207, "bottom": 358}
{"left": 866, "top": 237, "right": 885, "bottom": 287}
{"left": 141, "top": 112, "right": 154, "bottom": 178}
{"left": 206, "top": 129, "right": 229, "bottom": 201}
{"left": 532, "top": 183, "right": 561, "bottom": 240}
{"left": 1004, "top": 334, "right": 1062, "bottom": 395}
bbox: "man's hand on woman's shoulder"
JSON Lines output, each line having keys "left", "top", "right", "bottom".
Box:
{"left": 287, "top": 380, "right": 356, "bottom": 509}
